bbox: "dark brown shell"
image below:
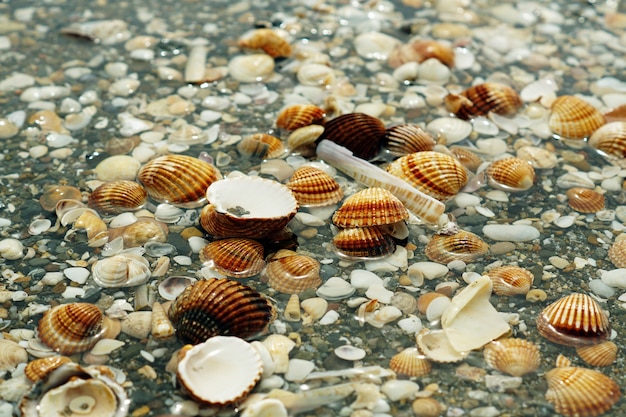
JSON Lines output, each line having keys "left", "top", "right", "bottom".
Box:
{"left": 137, "top": 154, "right": 221, "bottom": 208}
{"left": 168, "top": 278, "right": 275, "bottom": 344}
{"left": 486, "top": 157, "right": 536, "bottom": 192}
{"left": 236, "top": 133, "right": 286, "bottom": 159}
{"left": 332, "top": 187, "right": 409, "bottom": 228}
{"left": 88, "top": 180, "right": 148, "bottom": 216}
{"left": 286, "top": 166, "right": 344, "bottom": 207}
{"left": 200, "top": 238, "right": 265, "bottom": 278}
{"left": 548, "top": 95, "right": 606, "bottom": 140}
{"left": 385, "top": 124, "right": 436, "bottom": 156}
{"left": 320, "top": 113, "right": 386, "bottom": 160}
{"left": 37, "top": 303, "right": 106, "bottom": 355}
{"left": 588, "top": 121, "right": 626, "bottom": 158}
{"left": 276, "top": 104, "right": 326, "bottom": 131}
{"left": 536, "top": 293, "right": 611, "bottom": 346}
{"left": 424, "top": 230, "right": 489, "bottom": 264}
{"left": 444, "top": 83, "right": 522, "bottom": 120}
{"left": 332, "top": 226, "right": 396, "bottom": 260}
{"left": 566, "top": 187, "right": 605, "bottom": 213}
{"left": 264, "top": 252, "right": 322, "bottom": 294}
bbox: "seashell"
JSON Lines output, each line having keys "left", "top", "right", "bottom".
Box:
{"left": 265, "top": 252, "right": 322, "bottom": 294}
{"left": 37, "top": 303, "right": 107, "bottom": 355}
{"left": 486, "top": 265, "right": 533, "bottom": 296}
{"left": 237, "top": 133, "right": 287, "bottom": 159}
{"left": 486, "top": 157, "right": 536, "bottom": 192}
{"left": 73, "top": 209, "right": 109, "bottom": 247}
{"left": 286, "top": 166, "right": 343, "bottom": 207}
{"left": 548, "top": 95, "right": 605, "bottom": 140}
{"left": 276, "top": 104, "right": 326, "bottom": 131}
{"left": 417, "top": 292, "right": 447, "bottom": 314}
{"left": 536, "top": 293, "right": 611, "bottom": 346}
{"left": 108, "top": 217, "right": 168, "bottom": 248}
{"left": 566, "top": 187, "right": 605, "bottom": 213}
{"left": 168, "top": 278, "right": 275, "bottom": 344}
{"left": 426, "top": 117, "right": 472, "bottom": 145}
{"left": 332, "top": 187, "right": 409, "bottom": 228}
{"left": 137, "top": 154, "right": 221, "bottom": 208}
{"left": 55, "top": 198, "right": 86, "bottom": 220}
{"left": 0, "top": 339, "right": 28, "bottom": 371}
{"left": 482, "top": 338, "right": 541, "bottom": 377}
{"left": 516, "top": 145, "right": 558, "bottom": 170}
{"left": 449, "top": 146, "right": 483, "bottom": 172}
{"left": 388, "top": 40, "right": 455, "bottom": 69}
{"left": 416, "top": 328, "right": 470, "bottom": 363}
{"left": 316, "top": 277, "right": 356, "bottom": 300}
{"left": 389, "top": 347, "right": 432, "bottom": 377}
{"left": 199, "top": 238, "right": 266, "bottom": 278}
{"left": 151, "top": 301, "right": 175, "bottom": 340}
{"left": 320, "top": 113, "right": 386, "bottom": 160}
{"left": 120, "top": 311, "right": 152, "bottom": 339}
{"left": 297, "top": 63, "right": 335, "bottom": 87}
{"left": 228, "top": 54, "right": 275, "bottom": 83}
{"left": 158, "top": 276, "right": 197, "bottom": 301}
{"left": 556, "top": 354, "right": 573, "bottom": 368}
{"left": 588, "top": 121, "right": 626, "bottom": 158}
{"left": 168, "top": 122, "right": 207, "bottom": 145}
{"left": 545, "top": 366, "right": 621, "bottom": 417}
{"left": 288, "top": 125, "right": 325, "bottom": 154}
{"left": 425, "top": 230, "right": 489, "bottom": 264}
{"left": 386, "top": 151, "right": 468, "bottom": 201}
{"left": 241, "top": 398, "right": 288, "bottom": 417}
{"left": 575, "top": 341, "right": 618, "bottom": 367}
{"left": 608, "top": 239, "right": 626, "bottom": 268}
{"left": 412, "top": 397, "right": 446, "bottom": 417}
{"left": 332, "top": 226, "right": 396, "bottom": 260}
{"left": 385, "top": 124, "right": 436, "bottom": 156}
{"left": 91, "top": 253, "right": 151, "bottom": 288}
{"left": 261, "top": 334, "right": 296, "bottom": 374}
{"left": 24, "top": 356, "right": 73, "bottom": 383}
{"left": 39, "top": 185, "right": 82, "bottom": 212}
{"left": 202, "top": 176, "right": 298, "bottom": 239}
{"left": 88, "top": 180, "right": 147, "bottom": 216}
{"left": 238, "top": 28, "right": 291, "bottom": 58}
{"left": 283, "top": 294, "right": 301, "bottom": 322}
{"left": 60, "top": 19, "right": 131, "bottom": 44}
{"left": 300, "top": 297, "right": 328, "bottom": 325}
{"left": 444, "top": 83, "right": 523, "bottom": 120}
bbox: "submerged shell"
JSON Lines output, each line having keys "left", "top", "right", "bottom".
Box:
{"left": 566, "top": 187, "right": 605, "bottom": 213}
{"left": 389, "top": 347, "right": 432, "bottom": 377}
{"left": 608, "top": 239, "right": 626, "bottom": 268}
{"left": 88, "top": 180, "right": 147, "bottom": 216}
{"left": 545, "top": 366, "right": 621, "bottom": 417}
{"left": 575, "top": 341, "right": 618, "bottom": 367}
{"left": 444, "top": 83, "right": 523, "bottom": 120}
{"left": 265, "top": 253, "right": 322, "bottom": 294}
{"left": 483, "top": 338, "right": 541, "bottom": 377}
{"left": 332, "top": 226, "right": 396, "bottom": 260}
{"left": 39, "top": 185, "right": 82, "bottom": 212}
{"left": 536, "top": 293, "right": 611, "bottom": 346}
{"left": 108, "top": 217, "right": 168, "bottom": 248}
{"left": 137, "top": 154, "right": 221, "bottom": 208}
{"left": 425, "top": 230, "right": 489, "bottom": 264}
{"left": 386, "top": 151, "right": 468, "bottom": 201}
{"left": 199, "top": 238, "right": 266, "bottom": 278}
{"left": 238, "top": 28, "right": 291, "bottom": 58}
{"left": 24, "top": 356, "right": 73, "bottom": 383}
{"left": 276, "top": 104, "right": 326, "bottom": 131}
{"left": 321, "top": 113, "right": 386, "bottom": 160}
{"left": 0, "top": 339, "right": 28, "bottom": 371}
{"left": 168, "top": 278, "right": 275, "bottom": 344}
{"left": 449, "top": 146, "right": 483, "bottom": 172}
{"left": 38, "top": 303, "right": 106, "bottom": 355}
{"left": 286, "top": 166, "right": 344, "bottom": 207}
{"left": 486, "top": 265, "right": 533, "bottom": 296}
{"left": 588, "top": 121, "right": 626, "bottom": 158}
{"left": 385, "top": 124, "right": 436, "bottom": 156}
{"left": 548, "top": 95, "right": 605, "bottom": 140}
{"left": 237, "top": 133, "right": 286, "bottom": 159}
{"left": 486, "top": 157, "right": 536, "bottom": 192}
{"left": 91, "top": 253, "right": 152, "bottom": 288}
{"left": 332, "top": 187, "right": 409, "bottom": 228}
{"left": 388, "top": 40, "right": 455, "bottom": 69}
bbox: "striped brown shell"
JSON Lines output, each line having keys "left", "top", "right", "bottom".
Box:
{"left": 168, "top": 278, "right": 275, "bottom": 345}
{"left": 286, "top": 166, "right": 344, "bottom": 207}
{"left": 444, "top": 83, "right": 523, "bottom": 120}
{"left": 576, "top": 341, "right": 618, "bottom": 367}
{"left": 608, "top": 239, "right": 626, "bottom": 268}
{"left": 332, "top": 187, "right": 409, "bottom": 228}
{"left": 486, "top": 157, "right": 536, "bottom": 192}
{"left": 389, "top": 347, "right": 432, "bottom": 377}
{"left": 332, "top": 226, "right": 396, "bottom": 260}
{"left": 486, "top": 265, "right": 533, "bottom": 296}
{"left": 320, "top": 112, "right": 386, "bottom": 160}
{"left": 200, "top": 238, "right": 265, "bottom": 278}
{"left": 37, "top": 303, "right": 106, "bottom": 355}
{"left": 548, "top": 95, "right": 606, "bottom": 140}
{"left": 588, "top": 121, "right": 626, "bottom": 158}
{"left": 385, "top": 124, "right": 436, "bottom": 156}
{"left": 424, "top": 230, "right": 489, "bottom": 264}
{"left": 276, "top": 104, "right": 326, "bottom": 131}
{"left": 536, "top": 293, "right": 611, "bottom": 346}
{"left": 483, "top": 338, "right": 541, "bottom": 377}
{"left": 566, "top": 187, "right": 605, "bottom": 213}
{"left": 24, "top": 356, "right": 73, "bottom": 383}
{"left": 449, "top": 146, "right": 483, "bottom": 172}
{"left": 88, "top": 180, "right": 147, "bottom": 216}
{"left": 137, "top": 154, "right": 221, "bottom": 208}
{"left": 238, "top": 28, "right": 291, "bottom": 58}
{"left": 236, "top": 133, "right": 286, "bottom": 159}
{"left": 264, "top": 252, "right": 322, "bottom": 294}
{"left": 386, "top": 151, "right": 468, "bottom": 201}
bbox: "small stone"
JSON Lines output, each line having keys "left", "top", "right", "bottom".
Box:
{"left": 482, "top": 224, "right": 539, "bottom": 242}
{"left": 548, "top": 256, "right": 570, "bottom": 269}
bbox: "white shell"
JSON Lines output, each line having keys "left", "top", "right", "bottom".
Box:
{"left": 241, "top": 398, "right": 288, "bottom": 417}
{"left": 301, "top": 297, "right": 328, "bottom": 325}
{"left": 261, "top": 334, "right": 296, "bottom": 374}
{"left": 315, "top": 277, "right": 356, "bottom": 300}
{"left": 426, "top": 117, "right": 472, "bottom": 144}
{"left": 416, "top": 329, "right": 470, "bottom": 363}
{"left": 91, "top": 253, "right": 151, "bottom": 288}
{"left": 228, "top": 54, "right": 275, "bottom": 83}
{"left": 0, "top": 238, "right": 25, "bottom": 260}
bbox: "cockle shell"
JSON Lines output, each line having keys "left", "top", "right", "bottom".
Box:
{"left": 444, "top": 83, "right": 523, "bottom": 120}
{"left": 320, "top": 112, "right": 386, "bottom": 160}
{"left": 486, "top": 157, "right": 536, "bottom": 192}
{"left": 482, "top": 338, "right": 541, "bottom": 377}
{"left": 485, "top": 265, "right": 533, "bottom": 296}
{"left": 276, "top": 104, "right": 326, "bottom": 131}
{"left": 575, "top": 341, "right": 618, "bottom": 367}
{"left": 385, "top": 124, "right": 436, "bottom": 156}
{"left": 137, "top": 154, "right": 221, "bottom": 208}
{"left": 264, "top": 252, "right": 322, "bottom": 294}
{"left": 237, "top": 133, "right": 287, "bottom": 159}
{"left": 199, "top": 238, "right": 266, "bottom": 278}
{"left": 332, "top": 187, "right": 409, "bottom": 228}
{"left": 548, "top": 95, "right": 606, "bottom": 140}
{"left": 108, "top": 217, "right": 168, "bottom": 248}
{"left": 425, "top": 230, "right": 489, "bottom": 264}
{"left": 545, "top": 366, "right": 621, "bottom": 417}
{"left": 24, "top": 356, "right": 73, "bottom": 383}
{"left": 389, "top": 347, "right": 432, "bottom": 377}
{"left": 608, "top": 239, "right": 626, "bottom": 268}
{"left": 588, "top": 121, "right": 626, "bottom": 158}
{"left": 388, "top": 40, "right": 455, "bottom": 69}
{"left": 386, "top": 151, "right": 468, "bottom": 201}
{"left": 288, "top": 125, "right": 325, "bottom": 154}
{"left": 168, "top": 278, "right": 275, "bottom": 345}
{"left": 91, "top": 253, "right": 152, "bottom": 288}
{"left": 412, "top": 397, "right": 446, "bottom": 417}
{"left": 536, "top": 293, "right": 611, "bottom": 346}
{"left": 87, "top": 180, "right": 147, "bottom": 216}
{"left": 566, "top": 187, "right": 605, "bottom": 213}
{"left": 238, "top": 28, "right": 291, "bottom": 58}
{"left": 0, "top": 339, "right": 28, "bottom": 371}
{"left": 332, "top": 226, "right": 396, "bottom": 260}
{"left": 286, "top": 166, "right": 344, "bottom": 207}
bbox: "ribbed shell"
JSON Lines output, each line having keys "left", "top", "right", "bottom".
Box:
{"left": 332, "top": 226, "right": 396, "bottom": 260}
{"left": 424, "top": 230, "right": 489, "bottom": 264}
{"left": 388, "top": 347, "right": 432, "bottom": 377}
{"left": 238, "top": 28, "right": 291, "bottom": 58}
{"left": 536, "top": 293, "right": 611, "bottom": 346}
{"left": 276, "top": 104, "right": 326, "bottom": 131}
{"left": 286, "top": 166, "right": 344, "bottom": 207}
{"left": 486, "top": 265, "right": 533, "bottom": 296}
{"left": 608, "top": 239, "right": 626, "bottom": 268}
{"left": 24, "top": 356, "right": 73, "bottom": 383}
{"left": 483, "top": 338, "right": 541, "bottom": 377}
{"left": 108, "top": 217, "right": 168, "bottom": 248}
{"left": 449, "top": 146, "right": 483, "bottom": 172}
{"left": 386, "top": 151, "right": 468, "bottom": 201}
{"left": 588, "top": 121, "right": 626, "bottom": 158}
{"left": 332, "top": 187, "right": 409, "bottom": 228}
{"left": 88, "top": 180, "right": 147, "bottom": 216}
{"left": 320, "top": 112, "right": 386, "bottom": 160}
{"left": 236, "top": 133, "right": 286, "bottom": 159}
{"left": 486, "top": 157, "right": 536, "bottom": 192}
{"left": 575, "top": 341, "right": 618, "bottom": 367}
{"left": 168, "top": 278, "right": 275, "bottom": 344}
{"left": 200, "top": 204, "right": 263, "bottom": 239}
{"left": 137, "top": 154, "right": 221, "bottom": 208}
{"left": 38, "top": 303, "right": 106, "bottom": 355}
{"left": 264, "top": 253, "right": 322, "bottom": 294}
{"left": 545, "top": 366, "right": 621, "bottom": 417}
{"left": 199, "top": 238, "right": 265, "bottom": 278}
{"left": 548, "top": 95, "right": 606, "bottom": 140}
{"left": 91, "top": 253, "right": 152, "bottom": 288}
{"left": 444, "top": 83, "right": 522, "bottom": 120}
{"left": 566, "top": 187, "right": 605, "bottom": 213}
{"left": 385, "top": 124, "right": 436, "bottom": 156}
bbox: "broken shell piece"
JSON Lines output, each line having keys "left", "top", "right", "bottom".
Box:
{"left": 416, "top": 329, "right": 470, "bottom": 363}
{"left": 301, "top": 297, "right": 328, "bottom": 325}
{"left": 0, "top": 339, "right": 28, "bottom": 371}
{"left": 261, "top": 334, "right": 296, "bottom": 374}
{"left": 241, "top": 398, "right": 288, "bottom": 417}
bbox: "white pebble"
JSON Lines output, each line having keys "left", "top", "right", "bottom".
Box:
{"left": 365, "top": 284, "right": 393, "bottom": 304}
{"left": 350, "top": 269, "right": 383, "bottom": 289}
{"left": 482, "top": 224, "right": 539, "bottom": 242}
{"left": 284, "top": 359, "right": 315, "bottom": 382}
{"left": 63, "top": 267, "right": 90, "bottom": 284}
{"left": 589, "top": 279, "right": 615, "bottom": 298}
{"left": 601, "top": 269, "right": 626, "bottom": 289}
{"left": 319, "top": 310, "right": 340, "bottom": 325}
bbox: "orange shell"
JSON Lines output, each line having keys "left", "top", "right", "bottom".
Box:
{"left": 608, "top": 239, "right": 626, "bottom": 268}
{"left": 88, "top": 180, "right": 147, "bottom": 216}
{"left": 137, "top": 154, "right": 221, "bottom": 208}
{"left": 388, "top": 40, "right": 455, "bottom": 69}
{"left": 108, "top": 217, "right": 168, "bottom": 248}
{"left": 332, "top": 226, "right": 396, "bottom": 260}
{"left": 536, "top": 293, "right": 611, "bottom": 346}
{"left": 483, "top": 338, "right": 541, "bottom": 377}
{"left": 386, "top": 151, "right": 468, "bottom": 201}
{"left": 588, "top": 121, "right": 626, "bottom": 158}
{"left": 332, "top": 187, "right": 408, "bottom": 228}
{"left": 264, "top": 253, "right": 322, "bottom": 294}
{"left": 545, "top": 366, "right": 621, "bottom": 417}
{"left": 37, "top": 303, "right": 106, "bottom": 355}
{"left": 385, "top": 124, "right": 436, "bottom": 156}
{"left": 424, "top": 230, "right": 489, "bottom": 264}
{"left": 444, "top": 83, "right": 522, "bottom": 120}
{"left": 238, "top": 28, "right": 291, "bottom": 58}
{"left": 24, "top": 356, "right": 73, "bottom": 383}
{"left": 417, "top": 292, "right": 447, "bottom": 315}
{"left": 486, "top": 265, "right": 533, "bottom": 296}
{"left": 389, "top": 347, "right": 432, "bottom": 377}
{"left": 486, "top": 157, "right": 536, "bottom": 192}
{"left": 321, "top": 112, "right": 386, "bottom": 160}
{"left": 236, "top": 133, "right": 286, "bottom": 159}
{"left": 548, "top": 95, "right": 605, "bottom": 140}
{"left": 449, "top": 146, "right": 483, "bottom": 172}
{"left": 575, "top": 341, "right": 618, "bottom": 367}
{"left": 276, "top": 104, "right": 326, "bottom": 131}
{"left": 286, "top": 166, "right": 344, "bottom": 207}
{"left": 200, "top": 238, "right": 266, "bottom": 278}
{"left": 39, "top": 185, "right": 82, "bottom": 212}
{"left": 566, "top": 187, "right": 605, "bottom": 213}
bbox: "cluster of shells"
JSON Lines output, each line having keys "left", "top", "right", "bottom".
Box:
{"left": 0, "top": 0, "right": 626, "bottom": 416}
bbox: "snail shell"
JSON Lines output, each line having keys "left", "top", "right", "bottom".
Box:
{"left": 548, "top": 95, "right": 605, "bottom": 140}
{"left": 444, "top": 83, "right": 522, "bottom": 120}
{"left": 151, "top": 301, "right": 175, "bottom": 340}
{"left": 283, "top": 294, "right": 301, "bottom": 322}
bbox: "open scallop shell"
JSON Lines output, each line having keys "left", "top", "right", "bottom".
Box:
{"left": 444, "top": 83, "right": 522, "bottom": 120}
{"left": 320, "top": 112, "right": 386, "bottom": 160}
{"left": 483, "top": 338, "right": 541, "bottom": 377}
{"left": 237, "top": 133, "right": 287, "bottom": 159}
{"left": 566, "top": 187, "right": 605, "bottom": 213}
{"left": 588, "top": 121, "right": 626, "bottom": 158}
{"left": 548, "top": 95, "right": 605, "bottom": 140}
{"left": 486, "top": 157, "right": 535, "bottom": 192}
{"left": 389, "top": 347, "right": 432, "bottom": 377}
{"left": 199, "top": 238, "right": 265, "bottom": 278}
{"left": 486, "top": 265, "right": 533, "bottom": 296}
{"left": 286, "top": 166, "right": 344, "bottom": 207}
{"left": 264, "top": 252, "right": 322, "bottom": 294}
{"left": 385, "top": 124, "right": 436, "bottom": 156}
{"left": 425, "top": 230, "right": 489, "bottom": 264}
{"left": 88, "top": 180, "right": 147, "bottom": 216}
{"left": 276, "top": 104, "right": 325, "bottom": 131}
{"left": 332, "top": 187, "right": 409, "bottom": 228}
{"left": 332, "top": 226, "right": 396, "bottom": 260}
{"left": 91, "top": 253, "right": 152, "bottom": 288}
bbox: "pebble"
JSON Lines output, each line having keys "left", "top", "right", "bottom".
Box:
{"left": 63, "top": 267, "right": 90, "bottom": 284}
{"left": 548, "top": 256, "right": 570, "bottom": 269}
{"left": 485, "top": 375, "right": 522, "bottom": 392}
{"left": 365, "top": 284, "right": 394, "bottom": 304}
{"left": 350, "top": 269, "right": 383, "bottom": 289}
{"left": 482, "top": 224, "right": 539, "bottom": 242}
{"left": 601, "top": 269, "right": 626, "bottom": 289}
{"left": 589, "top": 279, "right": 615, "bottom": 298}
